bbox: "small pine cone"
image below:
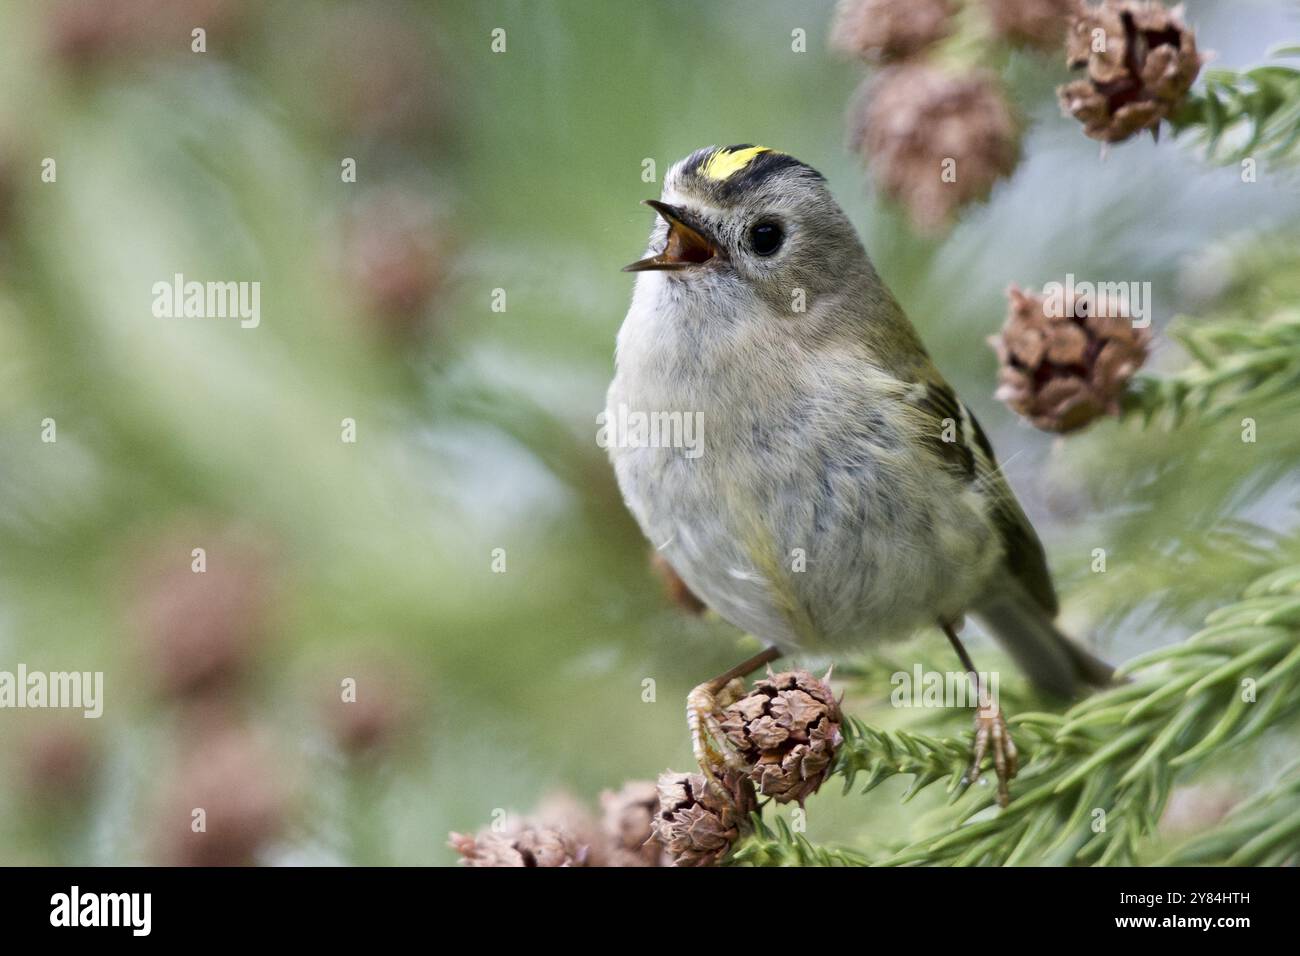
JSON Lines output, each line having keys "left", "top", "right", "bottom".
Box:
{"left": 133, "top": 532, "right": 272, "bottom": 700}
{"left": 339, "top": 188, "right": 447, "bottom": 338}
{"left": 47, "top": 0, "right": 247, "bottom": 68}
{"left": 20, "top": 722, "right": 99, "bottom": 804}
{"left": 829, "top": 0, "right": 954, "bottom": 63}
{"left": 157, "top": 721, "right": 291, "bottom": 866}
{"left": 600, "top": 780, "right": 669, "bottom": 866}
{"left": 992, "top": 284, "right": 1151, "bottom": 433}
{"left": 854, "top": 65, "right": 1020, "bottom": 234}
{"left": 320, "top": 659, "right": 420, "bottom": 759}
{"left": 451, "top": 824, "right": 586, "bottom": 867}
{"left": 653, "top": 770, "right": 756, "bottom": 867}
{"left": 720, "top": 671, "right": 843, "bottom": 805}
{"left": 649, "top": 551, "right": 706, "bottom": 614}
{"left": 449, "top": 788, "right": 668, "bottom": 868}
{"left": 1057, "top": 0, "right": 1203, "bottom": 143}
{"left": 293, "top": 7, "right": 444, "bottom": 141}
{"left": 536, "top": 790, "right": 626, "bottom": 866}
{"left": 984, "top": 0, "right": 1073, "bottom": 50}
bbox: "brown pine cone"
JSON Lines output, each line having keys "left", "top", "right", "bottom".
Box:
{"left": 156, "top": 721, "right": 291, "bottom": 866}
{"left": 829, "top": 0, "right": 954, "bottom": 63}
{"left": 992, "top": 284, "right": 1151, "bottom": 433}
{"left": 320, "top": 660, "right": 419, "bottom": 759}
{"left": 451, "top": 824, "right": 586, "bottom": 867}
{"left": 132, "top": 532, "right": 272, "bottom": 701}
{"left": 449, "top": 786, "right": 672, "bottom": 868}
{"left": 537, "top": 788, "right": 674, "bottom": 866}
{"left": 599, "top": 780, "right": 670, "bottom": 866}
{"left": 47, "top": 0, "right": 247, "bottom": 68}
{"left": 720, "top": 671, "right": 843, "bottom": 805}
{"left": 854, "top": 65, "right": 1020, "bottom": 234}
{"left": 19, "top": 722, "right": 99, "bottom": 805}
{"left": 1057, "top": 0, "right": 1203, "bottom": 143}
{"left": 984, "top": 0, "right": 1073, "bottom": 50}
{"left": 289, "top": 6, "right": 445, "bottom": 141}
{"left": 339, "top": 188, "right": 447, "bottom": 338}
{"left": 451, "top": 792, "right": 597, "bottom": 867}
{"left": 535, "top": 790, "right": 641, "bottom": 866}
{"left": 653, "top": 770, "right": 756, "bottom": 867}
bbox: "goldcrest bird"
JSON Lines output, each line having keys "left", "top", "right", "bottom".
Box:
{"left": 605, "top": 145, "right": 1113, "bottom": 805}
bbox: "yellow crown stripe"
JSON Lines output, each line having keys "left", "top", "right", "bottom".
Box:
{"left": 699, "top": 145, "right": 771, "bottom": 181}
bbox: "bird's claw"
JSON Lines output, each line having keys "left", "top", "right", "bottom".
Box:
{"left": 966, "top": 705, "right": 1019, "bottom": 807}
{"left": 687, "top": 678, "right": 750, "bottom": 795}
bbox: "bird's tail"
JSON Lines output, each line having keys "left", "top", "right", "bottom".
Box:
{"left": 972, "top": 581, "right": 1114, "bottom": 698}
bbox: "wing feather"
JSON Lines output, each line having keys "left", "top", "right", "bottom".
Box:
{"left": 910, "top": 376, "right": 1059, "bottom": 616}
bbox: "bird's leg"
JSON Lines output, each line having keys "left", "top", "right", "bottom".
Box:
{"left": 688, "top": 645, "right": 783, "bottom": 792}
{"left": 943, "top": 621, "right": 1018, "bottom": 807}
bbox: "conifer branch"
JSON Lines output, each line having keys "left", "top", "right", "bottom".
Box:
{"left": 735, "top": 563, "right": 1300, "bottom": 866}
{"left": 834, "top": 720, "right": 972, "bottom": 801}
{"left": 728, "top": 815, "right": 871, "bottom": 867}
{"left": 1121, "top": 309, "right": 1300, "bottom": 428}
{"left": 1158, "top": 762, "right": 1300, "bottom": 865}
{"left": 1170, "top": 47, "right": 1300, "bottom": 164}
{"left": 879, "top": 563, "right": 1300, "bottom": 865}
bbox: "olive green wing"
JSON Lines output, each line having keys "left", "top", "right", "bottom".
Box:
{"left": 909, "top": 376, "right": 1059, "bottom": 617}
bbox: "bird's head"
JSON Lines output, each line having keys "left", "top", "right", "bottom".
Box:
{"left": 624, "top": 145, "right": 867, "bottom": 311}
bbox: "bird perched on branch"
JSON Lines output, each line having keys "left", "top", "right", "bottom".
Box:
{"left": 606, "top": 145, "right": 1112, "bottom": 806}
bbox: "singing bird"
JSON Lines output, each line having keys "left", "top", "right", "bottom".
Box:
{"left": 605, "top": 145, "right": 1113, "bottom": 804}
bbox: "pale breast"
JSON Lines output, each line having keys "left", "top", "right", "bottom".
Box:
{"left": 606, "top": 315, "right": 995, "bottom": 653}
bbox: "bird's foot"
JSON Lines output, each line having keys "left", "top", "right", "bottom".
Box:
{"left": 687, "top": 677, "right": 750, "bottom": 794}
{"left": 966, "top": 704, "right": 1019, "bottom": 807}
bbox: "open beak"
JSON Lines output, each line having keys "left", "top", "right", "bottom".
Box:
{"left": 622, "top": 200, "right": 722, "bottom": 272}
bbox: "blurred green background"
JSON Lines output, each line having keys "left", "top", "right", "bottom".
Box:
{"left": 1, "top": 0, "right": 1299, "bottom": 865}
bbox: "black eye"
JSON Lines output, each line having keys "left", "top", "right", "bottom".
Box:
{"left": 748, "top": 221, "right": 783, "bottom": 257}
